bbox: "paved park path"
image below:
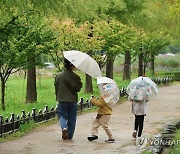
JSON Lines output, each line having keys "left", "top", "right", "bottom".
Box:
{"left": 0, "top": 83, "right": 180, "bottom": 154}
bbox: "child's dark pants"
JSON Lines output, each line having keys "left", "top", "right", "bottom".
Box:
{"left": 134, "top": 115, "right": 145, "bottom": 137}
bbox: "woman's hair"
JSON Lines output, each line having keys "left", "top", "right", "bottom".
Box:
{"left": 64, "top": 58, "right": 73, "bottom": 69}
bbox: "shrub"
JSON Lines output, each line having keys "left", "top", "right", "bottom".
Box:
{"left": 155, "top": 71, "right": 180, "bottom": 81}
{"left": 173, "top": 72, "right": 180, "bottom": 81}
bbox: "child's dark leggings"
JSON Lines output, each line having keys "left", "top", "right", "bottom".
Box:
{"left": 134, "top": 115, "right": 145, "bottom": 137}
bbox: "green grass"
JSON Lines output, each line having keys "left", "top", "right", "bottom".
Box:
{"left": 2, "top": 76, "right": 56, "bottom": 118}
{"left": 169, "top": 129, "right": 180, "bottom": 153}
{"left": 142, "top": 150, "right": 153, "bottom": 154}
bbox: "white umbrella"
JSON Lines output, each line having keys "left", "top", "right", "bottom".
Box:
{"left": 97, "top": 77, "right": 120, "bottom": 106}
{"left": 63, "top": 50, "right": 102, "bottom": 78}
{"left": 126, "top": 76, "right": 158, "bottom": 101}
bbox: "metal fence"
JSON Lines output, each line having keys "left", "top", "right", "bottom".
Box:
{"left": 0, "top": 76, "right": 173, "bottom": 138}
{"left": 151, "top": 76, "right": 173, "bottom": 85}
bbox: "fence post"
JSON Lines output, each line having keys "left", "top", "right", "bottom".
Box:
{"left": 43, "top": 105, "right": 48, "bottom": 113}
{"left": 21, "top": 110, "right": 26, "bottom": 124}
{"left": 43, "top": 105, "right": 49, "bottom": 121}
{"left": 0, "top": 115, "right": 2, "bottom": 138}
{"left": 55, "top": 103, "right": 58, "bottom": 114}
{"left": 89, "top": 95, "right": 94, "bottom": 108}
{"left": 10, "top": 113, "right": 15, "bottom": 133}
{"left": 88, "top": 97, "right": 91, "bottom": 109}
{"left": 32, "top": 108, "right": 36, "bottom": 122}
{"left": 120, "top": 87, "right": 124, "bottom": 97}
{"left": 85, "top": 98, "right": 89, "bottom": 109}
{"left": 79, "top": 97, "right": 84, "bottom": 113}
{"left": 27, "top": 112, "right": 31, "bottom": 118}
{"left": 15, "top": 114, "right": 20, "bottom": 131}
{"left": 50, "top": 106, "right": 56, "bottom": 118}
{"left": 21, "top": 110, "right": 26, "bottom": 119}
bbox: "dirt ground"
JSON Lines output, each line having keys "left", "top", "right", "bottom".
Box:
{"left": 0, "top": 83, "right": 180, "bottom": 154}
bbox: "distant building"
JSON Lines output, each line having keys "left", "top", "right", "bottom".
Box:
{"left": 158, "top": 53, "right": 175, "bottom": 57}
{"left": 44, "top": 62, "right": 55, "bottom": 69}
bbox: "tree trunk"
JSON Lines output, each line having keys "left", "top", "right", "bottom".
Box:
{"left": 138, "top": 53, "right": 143, "bottom": 76}
{"left": 106, "top": 58, "right": 114, "bottom": 79}
{"left": 84, "top": 74, "right": 93, "bottom": 93}
{"left": 84, "top": 49, "right": 94, "bottom": 93}
{"left": 123, "top": 51, "right": 131, "bottom": 80}
{"left": 150, "top": 53, "right": 155, "bottom": 75}
{"left": 26, "top": 52, "right": 37, "bottom": 103}
{"left": 1, "top": 79, "right": 6, "bottom": 111}
{"left": 143, "top": 62, "right": 146, "bottom": 76}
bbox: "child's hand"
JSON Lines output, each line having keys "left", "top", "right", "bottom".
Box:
{"left": 101, "top": 95, "right": 105, "bottom": 99}
{"left": 100, "top": 95, "right": 107, "bottom": 99}
{"left": 128, "top": 96, "right": 133, "bottom": 102}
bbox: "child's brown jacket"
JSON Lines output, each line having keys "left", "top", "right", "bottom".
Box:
{"left": 91, "top": 96, "right": 112, "bottom": 115}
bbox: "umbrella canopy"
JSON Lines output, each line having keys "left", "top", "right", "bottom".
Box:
{"left": 97, "top": 77, "right": 120, "bottom": 106}
{"left": 126, "top": 76, "right": 158, "bottom": 101}
{"left": 63, "top": 50, "right": 102, "bottom": 78}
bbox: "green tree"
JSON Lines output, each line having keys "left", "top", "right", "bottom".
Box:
{"left": 139, "top": 0, "right": 179, "bottom": 45}
{"left": 24, "top": 13, "right": 59, "bottom": 103}
{"left": 99, "top": 0, "right": 146, "bottom": 79}
{"left": 50, "top": 19, "right": 104, "bottom": 93}
{"left": 148, "top": 33, "right": 171, "bottom": 75}
{"left": 78, "top": 22, "right": 104, "bottom": 93}
{"left": 137, "top": 31, "right": 170, "bottom": 76}
{"left": 0, "top": 13, "right": 58, "bottom": 110}
{"left": 94, "top": 19, "right": 138, "bottom": 79}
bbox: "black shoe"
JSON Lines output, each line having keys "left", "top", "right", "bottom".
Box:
{"left": 132, "top": 131, "right": 137, "bottom": 139}
{"left": 87, "top": 135, "right": 98, "bottom": 141}
{"left": 105, "top": 139, "right": 115, "bottom": 143}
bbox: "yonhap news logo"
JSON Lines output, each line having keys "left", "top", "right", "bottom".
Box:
{"left": 136, "top": 137, "right": 180, "bottom": 149}
{"left": 149, "top": 139, "right": 180, "bottom": 146}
